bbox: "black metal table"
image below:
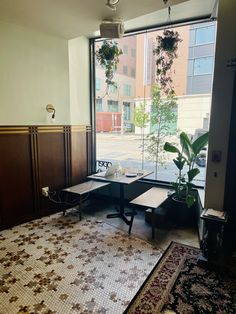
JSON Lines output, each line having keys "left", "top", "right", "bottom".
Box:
{"left": 87, "top": 170, "right": 152, "bottom": 226}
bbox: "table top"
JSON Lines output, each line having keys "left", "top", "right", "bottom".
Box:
{"left": 63, "top": 180, "right": 110, "bottom": 195}
{"left": 87, "top": 170, "right": 152, "bottom": 185}
{"left": 130, "top": 187, "right": 168, "bottom": 208}
{"left": 200, "top": 208, "right": 228, "bottom": 223}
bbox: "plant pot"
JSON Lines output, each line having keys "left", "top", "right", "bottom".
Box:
{"left": 168, "top": 194, "right": 197, "bottom": 227}
{"left": 161, "top": 37, "right": 176, "bottom": 52}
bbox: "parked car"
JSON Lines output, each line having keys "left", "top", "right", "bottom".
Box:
{"left": 196, "top": 147, "right": 207, "bottom": 167}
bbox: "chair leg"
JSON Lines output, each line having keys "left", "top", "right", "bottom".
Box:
{"left": 62, "top": 192, "right": 68, "bottom": 216}
{"left": 78, "top": 198, "right": 82, "bottom": 221}
{"left": 128, "top": 208, "right": 135, "bottom": 234}
{"left": 152, "top": 208, "right": 155, "bottom": 240}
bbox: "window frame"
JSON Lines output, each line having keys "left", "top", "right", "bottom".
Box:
{"left": 96, "top": 77, "right": 101, "bottom": 91}
{"left": 90, "top": 17, "right": 216, "bottom": 187}
{"left": 193, "top": 56, "right": 214, "bottom": 76}
{"left": 123, "top": 102, "right": 131, "bottom": 120}
{"left": 124, "top": 84, "right": 132, "bottom": 96}
{"left": 195, "top": 25, "right": 215, "bottom": 46}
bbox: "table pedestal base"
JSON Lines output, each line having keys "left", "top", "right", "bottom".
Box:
{"left": 107, "top": 210, "right": 137, "bottom": 234}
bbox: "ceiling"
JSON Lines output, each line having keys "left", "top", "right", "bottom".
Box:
{"left": 0, "top": 0, "right": 217, "bottom": 39}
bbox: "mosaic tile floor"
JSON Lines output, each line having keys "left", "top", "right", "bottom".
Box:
{"left": 0, "top": 209, "right": 163, "bottom": 314}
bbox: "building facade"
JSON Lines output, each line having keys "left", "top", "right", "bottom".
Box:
{"left": 95, "top": 21, "right": 216, "bottom": 135}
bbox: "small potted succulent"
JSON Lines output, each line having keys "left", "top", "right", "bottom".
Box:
{"left": 95, "top": 40, "right": 122, "bottom": 89}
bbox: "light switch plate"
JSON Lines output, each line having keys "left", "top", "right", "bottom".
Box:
{"left": 212, "top": 150, "right": 222, "bottom": 162}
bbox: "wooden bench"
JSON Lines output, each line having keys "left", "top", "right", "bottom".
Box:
{"left": 129, "top": 187, "right": 168, "bottom": 239}
{"left": 62, "top": 180, "right": 110, "bottom": 219}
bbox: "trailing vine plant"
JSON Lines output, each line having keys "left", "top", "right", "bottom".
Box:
{"left": 145, "top": 25, "right": 182, "bottom": 177}
{"left": 153, "top": 29, "right": 182, "bottom": 97}
{"left": 95, "top": 40, "right": 123, "bottom": 94}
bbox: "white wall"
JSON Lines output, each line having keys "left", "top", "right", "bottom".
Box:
{"left": 134, "top": 94, "right": 211, "bottom": 136}
{"left": 177, "top": 94, "right": 211, "bottom": 134}
{"left": 69, "top": 36, "right": 90, "bottom": 125}
{"left": 0, "top": 21, "right": 70, "bottom": 125}
{"left": 205, "top": 0, "right": 236, "bottom": 210}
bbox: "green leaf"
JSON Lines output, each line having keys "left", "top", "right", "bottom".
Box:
{"left": 180, "top": 132, "right": 192, "bottom": 160}
{"left": 186, "top": 194, "right": 196, "bottom": 208}
{"left": 173, "top": 158, "right": 185, "bottom": 170}
{"left": 187, "top": 168, "right": 200, "bottom": 182}
{"left": 171, "top": 182, "right": 178, "bottom": 192}
{"left": 164, "top": 142, "right": 179, "bottom": 153}
{"left": 192, "top": 132, "right": 209, "bottom": 155}
{"left": 186, "top": 182, "right": 195, "bottom": 190}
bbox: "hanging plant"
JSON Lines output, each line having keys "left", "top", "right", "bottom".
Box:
{"left": 159, "top": 29, "right": 181, "bottom": 52}
{"left": 95, "top": 40, "right": 123, "bottom": 89}
{"left": 153, "top": 29, "right": 182, "bottom": 97}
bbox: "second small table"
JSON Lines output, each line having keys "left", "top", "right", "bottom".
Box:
{"left": 63, "top": 180, "right": 110, "bottom": 218}
{"left": 130, "top": 187, "right": 168, "bottom": 239}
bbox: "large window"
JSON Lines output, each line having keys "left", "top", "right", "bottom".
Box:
{"left": 123, "top": 45, "right": 128, "bottom": 55}
{"left": 123, "top": 65, "right": 128, "bottom": 75}
{"left": 195, "top": 26, "right": 215, "bottom": 45}
{"left": 94, "top": 21, "right": 216, "bottom": 187}
{"left": 123, "top": 102, "right": 131, "bottom": 120}
{"left": 108, "top": 100, "right": 119, "bottom": 112}
{"left": 96, "top": 98, "right": 103, "bottom": 112}
{"left": 124, "top": 84, "right": 132, "bottom": 96}
{"left": 96, "top": 78, "right": 101, "bottom": 91}
{"left": 193, "top": 57, "right": 214, "bottom": 75}
{"left": 109, "top": 85, "right": 117, "bottom": 94}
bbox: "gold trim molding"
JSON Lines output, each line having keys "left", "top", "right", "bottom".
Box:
{"left": 0, "top": 127, "right": 29, "bottom": 134}
{"left": 0, "top": 125, "right": 91, "bottom": 135}
{"left": 71, "top": 125, "right": 88, "bottom": 133}
{"left": 37, "top": 126, "right": 64, "bottom": 133}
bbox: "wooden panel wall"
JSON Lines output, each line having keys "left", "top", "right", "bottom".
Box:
{"left": 70, "top": 126, "right": 88, "bottom": 185}
{"left": 0, "top": 125, "right": 92, "bottom": 229}
{"left": 0, "top": 127, "right": 34, "bottom": 227}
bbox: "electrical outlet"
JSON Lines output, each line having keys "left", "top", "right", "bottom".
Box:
{"left": 42, "top": 187, "right": 49, "bottom": 197}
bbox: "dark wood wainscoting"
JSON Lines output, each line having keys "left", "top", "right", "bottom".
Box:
{"left": 0, "top": 125, "right": 92, "bottom": 229}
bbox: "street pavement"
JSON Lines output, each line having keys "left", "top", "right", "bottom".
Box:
{"left": 96, "top": 133, "right": 206, "bottom": 187}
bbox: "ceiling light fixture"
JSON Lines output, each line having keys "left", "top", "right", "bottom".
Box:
{"left": 106, "top": 0, "right": 120, "bottom": 11}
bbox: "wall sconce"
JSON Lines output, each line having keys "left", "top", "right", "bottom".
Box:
{"left": 46, "top": 104, "right": 56, "bottom": 122}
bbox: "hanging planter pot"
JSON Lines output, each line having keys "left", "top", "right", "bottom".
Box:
{"left": 153, "top": 29, "right": 182, "bottom": 96}
{"left": 95, "top": 40, "right": 123, "bottom": 89}
{"left": 159, "top": 29, "right": 181, "bottom": 52}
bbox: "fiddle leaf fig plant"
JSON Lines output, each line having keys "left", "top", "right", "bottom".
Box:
{"left": 95, "top": 40, "right": 123, "bottom": 90}
{"left": 164, "top": 131, "right": 209, "bottom": 208}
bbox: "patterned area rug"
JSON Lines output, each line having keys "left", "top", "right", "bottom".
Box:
{"left": 125, "top": 242, "right": 236, "bottom": 314}
{"left": 0, "top": 210, "right": 162, "bottom": 314}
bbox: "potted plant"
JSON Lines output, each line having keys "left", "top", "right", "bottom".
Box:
{"left": 153, "top": 29, "right": 182, "bottom": 97}
{"left": 164, "top": 131, "right": 209, "bottom": 224}
{"left": 95, "top": 40, "right": 122, "bottom": 90}
{"left": 158, "top": 29, "right": 181, "bottom": 52}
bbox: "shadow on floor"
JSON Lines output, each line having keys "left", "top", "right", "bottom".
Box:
{"left": 77, "top": 198, "right": 199, "bottom": 251}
